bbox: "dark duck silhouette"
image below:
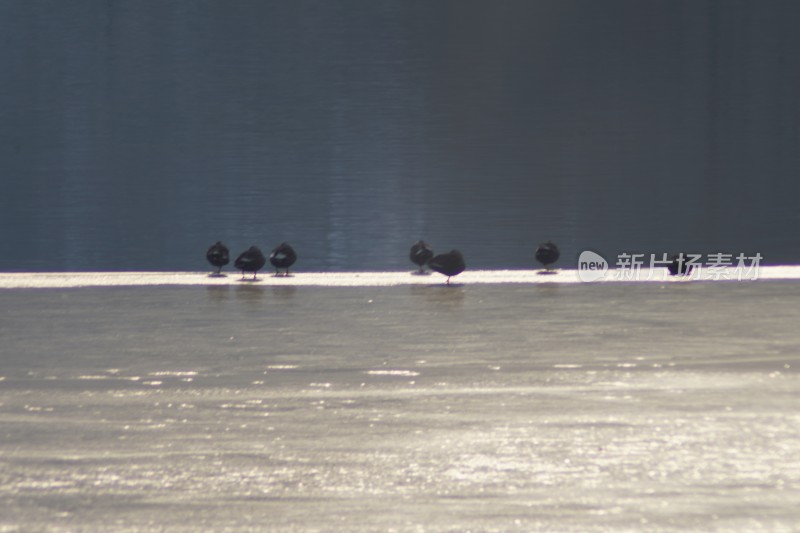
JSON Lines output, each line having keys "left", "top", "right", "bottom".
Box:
{"left": 234, "top": 246, "right": 267, "bottom": 280}
{"left": 668, "top": 253, "right": 694, "bottom": 276}
{"left": 428, "top": 250, "right": 465, "bottom": 284}
{"left": 535, "top": 241, "right": 560, "bottom": 270}
{"left": 269, "top": 242, "right": 297, "bottom": 276}
{"left": 206, "top": 241, "right": 230, "bottom": 275}
{"left": 409, "top": 240, "right": 434, "bottom": 274}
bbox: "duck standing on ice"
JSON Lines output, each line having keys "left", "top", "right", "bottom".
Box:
{"left": 206, "top": 241, "right": 230, "bottom": 275}
{"left": 428, "top": 250, "right": 465, "bottom": 285}
{"left": 535, "top": 241, "right": 560, "bottom": 271}
{"left": 234, "top": 246, "right": 267, "bottom": 280}
{"left": 668, "top": 253, "right": 694, "bottom": 276}
{"left": 269, "top": 242, "right": 297, "bottom": 276}
{"left": 409, "top": 240, "right": 434, "bottom": 274}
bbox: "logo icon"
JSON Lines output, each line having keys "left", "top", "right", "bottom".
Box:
{"left": 577, "top": 251, "right": 608, "bottom": 282}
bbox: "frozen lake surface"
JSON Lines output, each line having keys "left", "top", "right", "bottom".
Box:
{"left": 2, "top": 274, "right": 800, "bottom": 531}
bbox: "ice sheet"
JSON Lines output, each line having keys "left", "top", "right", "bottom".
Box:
{"left": 2, "top": 282, "right": 800, "bottom": 531}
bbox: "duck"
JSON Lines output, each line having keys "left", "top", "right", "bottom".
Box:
{"left": 206, "top": 241, "right": 230, "bottom": 275}
{"left": 269, "top": 242, "right": 297, "bottom": 276}
{"left": 535, "top": 241, "right": 560, "bottom": 270}
{"left": 234, "top": 246, "right": 267, "bottom": 280}
{"left": 409, "top": 240, "right": 434, "bottom": 274}
{"left": 428, "top": 250, "right": 466, "bottom": 284}
{"left": 668, "top": 253, "right": 694, "bottom": 276}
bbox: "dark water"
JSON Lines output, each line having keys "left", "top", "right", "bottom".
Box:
{"left": 2, "top": 1, "right": 799, "bottom": 272}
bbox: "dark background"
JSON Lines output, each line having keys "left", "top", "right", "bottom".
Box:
{"left": 1, "top": 1, "right": 798, "bottom": 271}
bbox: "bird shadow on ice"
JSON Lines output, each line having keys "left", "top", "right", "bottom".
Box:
{"left": 235, "top": 284, "right": 267, "bottom": 304}
{"left": 408, "top": 284, "right": 466, "bottom": 306}
{"left": 206, "top": 282, "right": 294, "bottom": 303}
{"left": 532, "top": 283, "right": 562, "bottom": 299}
{"left": 206, "top": 285, "right": 231, "bottom": 302}
{"left": 271, "top": 286, "right": 297, "bottom": 300}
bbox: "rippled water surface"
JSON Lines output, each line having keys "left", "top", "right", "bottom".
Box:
{"left": 2, "top": 281, "right": 800, "bottom": 531}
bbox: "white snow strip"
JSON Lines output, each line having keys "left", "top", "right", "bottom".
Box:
{"left": 0, "top": 266, "right": 799, "bottom": 289}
